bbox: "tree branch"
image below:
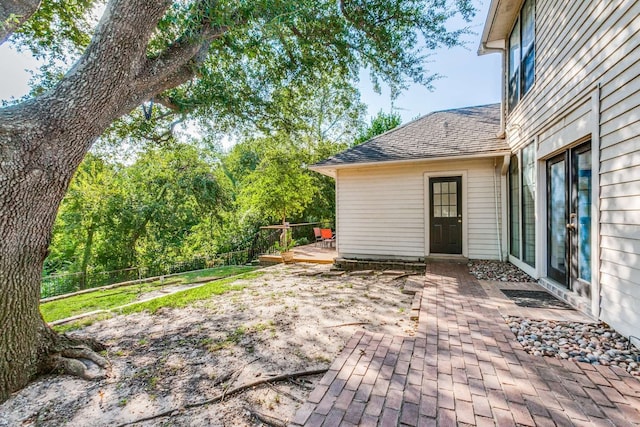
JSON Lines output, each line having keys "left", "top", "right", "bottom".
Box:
{"left": 0, "top": 0, "right": 41, "bottom": 44}
{"left": 153, "top": 95, "right": 181, "bottom": 112}
{"left": 137, "top": 16, "right": 235, "bottom": 97}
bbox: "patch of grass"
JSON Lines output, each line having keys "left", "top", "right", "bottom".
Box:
{"left": 251, "top": 320, "right": 275, "bottom": 333}
{"left": 314, "top": 354, "right": 332, "bottom": 364}
{"left": 41, "top": 266, "right": 260, "bottom": 322}
{"left": 118, "top": 271, "right": 263, "bottom": 315}
{"left": 207, "top": 326, "right": 246, "bottom": 352}
{"left": 52, "top": 312, "right": 113, "bottom": 333}
{"left": 40, "top": 283, "right": 158, "bottom": 322}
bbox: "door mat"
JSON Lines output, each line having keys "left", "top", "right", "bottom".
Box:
{"left": 500, "top": 289, "right": 573, "bottom": 310}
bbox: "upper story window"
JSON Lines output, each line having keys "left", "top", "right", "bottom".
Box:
{"left": 508, "top": 0, "right": 535, "bottom": 112}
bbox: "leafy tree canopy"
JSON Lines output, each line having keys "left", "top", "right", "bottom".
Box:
{"left": 353, "top": 110, "right": 403, "bottom": 145}
{"left": 4, "top": 0, "right": 474, "bottom": 141}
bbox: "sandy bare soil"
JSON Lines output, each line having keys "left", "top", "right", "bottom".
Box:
{"left": 1, "top": 263, "right": 418, "bottom": 427}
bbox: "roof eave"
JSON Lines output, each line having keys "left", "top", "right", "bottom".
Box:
{"left": 478, "top": 0, "right": 521, "bottom": 55}
{"left": 309, "top": 150, "right": 513, "bottom": 177}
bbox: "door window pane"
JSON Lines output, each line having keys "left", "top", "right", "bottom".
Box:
{"left": 522, "top": 144, "right": 536, "bottom": 267}
{"left": 432, "top": 179, "right": 459, "bottom": 218}
{"left": 576, "top": 149, "right": 592, "bottom": 282}
{"left": 549, "top": 160, "right": 567, "bottom": 279}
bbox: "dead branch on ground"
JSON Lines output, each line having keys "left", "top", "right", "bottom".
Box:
{"left": 243, "top": 406, "right": 287, "bottom": 427}
{"left": 323, "top": 322, "right": 370, "bottom": 328}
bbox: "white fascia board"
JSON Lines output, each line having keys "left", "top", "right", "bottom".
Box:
{"left": 309, "top": 150, "right": 513, "bottom": 177}
{"left": 479, "top": 0, "right": 503, "bottom": 55}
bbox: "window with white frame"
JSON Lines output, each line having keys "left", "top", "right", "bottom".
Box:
{"left": 508, "top": 0, "right": 535, "bottom": 112}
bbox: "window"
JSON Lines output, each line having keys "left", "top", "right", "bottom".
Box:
{"left": 509, "top": 143, "right": 536, "bottom": 267}
{"left": 508, "top": 0, "right": 535, "bottom": 112}
{"left": 509, "top": 155, "right": 520, "bottom": 258}
{"left": 522, "top": 143, "right": 536, "bottom": 267}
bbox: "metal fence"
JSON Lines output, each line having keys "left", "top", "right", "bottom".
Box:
{"left": 40, "top": 249, "right": 251, "bottom": 299}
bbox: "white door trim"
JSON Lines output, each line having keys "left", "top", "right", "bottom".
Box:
{"left": 423, "top": 170, "right": 468, "bottom": 258}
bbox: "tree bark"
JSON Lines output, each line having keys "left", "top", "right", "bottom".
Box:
{"left": 0, "top": 0, "right": 41, "bottom": 44}
{"left": 0, "top": 0, "right": 227, "bottom": 401}
{"left": 80, "top": 225, "right": 95, "bottom": 289}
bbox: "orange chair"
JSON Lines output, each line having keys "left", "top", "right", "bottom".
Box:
{"left": 313, "top": 227, "right": 323, "bottom": 246}
{"left": 320, "top": 228, "right": 335, "bottom": 248}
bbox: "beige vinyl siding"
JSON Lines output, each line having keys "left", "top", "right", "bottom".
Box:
{"left": 335, "top": 158, "right": 504, "bottom": 261}
{"left": 505, "top": 0, "right": 640, "bottom": 336}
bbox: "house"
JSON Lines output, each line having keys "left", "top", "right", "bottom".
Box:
{"left": 311, "top": 104, "right": 510, "bottom": 263}
{"left": 311, "top": 0, "right": 640, "bottom": 338}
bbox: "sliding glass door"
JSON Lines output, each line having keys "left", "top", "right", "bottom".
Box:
{"left": 546, "top": 142, "right": 592, "bottom": 296}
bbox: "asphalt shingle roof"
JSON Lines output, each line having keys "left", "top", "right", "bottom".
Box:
{"left": 314, "top": 103, "right": 508, "bottom": 167}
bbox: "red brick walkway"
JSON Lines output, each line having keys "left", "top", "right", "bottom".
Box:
{"left": 292, "top": 262, "right": 640, "bottom": 426}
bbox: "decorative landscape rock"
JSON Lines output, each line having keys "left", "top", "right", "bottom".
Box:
{"left": 468, "top": 260, "right": 534, "bottom": 282}
{"left": 505, "top": 316, "right": 640, "bottom": 376}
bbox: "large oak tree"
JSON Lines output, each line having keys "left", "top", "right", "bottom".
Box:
{"left": 0, "top": 0, "right": 474, "bottom": 400}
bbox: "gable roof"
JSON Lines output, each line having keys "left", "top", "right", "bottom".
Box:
{"left": 313, "top": 104, "right": 508, "bottom": 170}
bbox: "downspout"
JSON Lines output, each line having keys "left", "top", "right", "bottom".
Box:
{"left": 494, "top": 157, "right": 503, "bottom": 261}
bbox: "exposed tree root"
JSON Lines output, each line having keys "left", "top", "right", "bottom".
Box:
{"left": 244, "top": 406, "right": 287, "bottom": 427}
{"left": 115, "top": 368, "right": 328, "bottom": 427}
{"left": 39, "top": 328, "right": 110, "bottom": 381}
{"left": 266, "top": 382, "right": 304, "bottom": 403}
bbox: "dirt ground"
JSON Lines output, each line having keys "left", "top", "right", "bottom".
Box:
{"left": 0, "top": 263, "right": 418, "bottom": 427}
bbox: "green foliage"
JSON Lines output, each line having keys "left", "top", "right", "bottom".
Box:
{"left": 46, "top": 144, "right": 231, "bottom": 275}
{"left": 239, "top": 136, "right": 316, "bottom": 224}
{"left": 9, "top": 0, "right": 474, "bottom": 139}
{"left": 353, "top": 110, "right": 402, "bottom": 145}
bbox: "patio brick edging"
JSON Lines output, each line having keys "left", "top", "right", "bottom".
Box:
{"left": 334, "top": 258, "right": 426, "bottom": 273}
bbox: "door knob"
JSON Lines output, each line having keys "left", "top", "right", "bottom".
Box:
{"left": 566, "top": 213, "right": 577, "bottom": 231}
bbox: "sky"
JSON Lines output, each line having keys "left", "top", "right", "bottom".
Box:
{"left": 0, "top": 1, "right": 501, "bottom": 125}
{"left": 358, "top": 0, "right": 502, "bottom": 122}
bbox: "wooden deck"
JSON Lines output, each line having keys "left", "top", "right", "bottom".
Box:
{"left": 258, "top": 243, "right": 337, "bottom": 265}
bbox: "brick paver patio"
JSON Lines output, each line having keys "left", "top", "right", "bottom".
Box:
{"left": 292, "top": 262, "right": 640, "bottom": 426}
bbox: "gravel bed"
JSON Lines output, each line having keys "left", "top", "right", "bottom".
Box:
{"left": 468, "top": 260, "right": 534, "bottom": 282}
{"left": 506, "top": 316, "right": 640, "bottom": 376}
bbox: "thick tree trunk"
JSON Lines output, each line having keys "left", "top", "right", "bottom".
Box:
{"left": 0, "top": 0, "right": 218, "bottom": 402}
{"left": 80, "top": 225, "right": 95, "bottom": 289}
{"left": 0, "top": 110, "right": 109, "bottom": 400}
